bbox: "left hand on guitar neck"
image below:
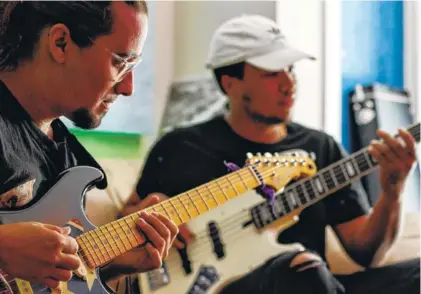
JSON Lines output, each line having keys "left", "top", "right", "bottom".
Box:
{"left": 137, "top": 193, "right": 195, "bottom": 249}
{"left": 368, "top": 128, "right": 417, "bottom": 201}
{"left": 100, "top": 195, "right": 179, "bottom": 282}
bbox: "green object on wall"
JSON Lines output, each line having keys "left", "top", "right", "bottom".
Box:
{"left": 70, "top": 129, "right": 143, "bottom": 159}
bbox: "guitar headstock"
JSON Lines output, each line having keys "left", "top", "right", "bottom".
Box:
{"left": 245, "top": 152, "right": 317, "bottom": 191}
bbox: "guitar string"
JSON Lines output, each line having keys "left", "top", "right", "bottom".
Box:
{"left": 0, "top": 160, "right": 337, "bottom": 291}
{"left": 77, "top": 125, "right": 419, "bottom": 254}
{"left": 0, "top": 165, "right": 298, "bottom": 291}
{"left": 75, "top": 150, "right": 360, "bottom": 262}
{"left": 75, "top": 143, "right": 381, "bottom": 263}
{"left": 0, "top": 127, "right": 418, "bottom": 291}
{"left": 150, "top": 168, "right": 345, "bottom": 272}
{"left": 71, "top": 144, "right": 389, "bottom": 267}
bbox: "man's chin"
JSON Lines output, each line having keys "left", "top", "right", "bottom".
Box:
{"left": 68, "top": 109, "right": 103, "bottom": 130}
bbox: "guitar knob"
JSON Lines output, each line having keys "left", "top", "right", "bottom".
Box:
{"left": 256, "top": 152, "right": 262, "bottom": 156}
{"left": 246, "top": 152, "right": 253, "bottom": 159}
{"left": 264, "top": 152, "right": 272, "bottom": 157}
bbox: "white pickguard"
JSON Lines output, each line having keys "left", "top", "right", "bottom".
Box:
{"left": 138, "top": 190, "right": 304, "bottom": 294}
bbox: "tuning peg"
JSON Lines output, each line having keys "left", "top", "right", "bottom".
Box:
{"left": 274, "top": 152, "right": 280, "bottom": 156}
{"left": 246, "top": 152, "right": 253, "bottom": 159}
{"left": 264, "top": 152, "right": 272, "bottom": 157}
{"left": 256, "top": 152, "right": 262, "bottom": 156}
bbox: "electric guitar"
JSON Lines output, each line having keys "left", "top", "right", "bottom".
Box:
{"left": 0, "top": 153, "right": 315, "bottom": 293}
{"left": 138, "top": 122, "right": 420, "bottom": 294}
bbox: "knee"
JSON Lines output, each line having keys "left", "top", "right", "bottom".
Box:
{"left": 289, "top": 251, "right": 324, "bottom": 272}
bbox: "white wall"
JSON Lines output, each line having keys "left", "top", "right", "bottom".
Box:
{"left": 173, "top": 1, "right": 277, "bottom": 80}
{"left": 404, "top": 0, "right": 420, "bottom": 122}
{"left": 276, "top": 0, "right": 325, "bottom": 132}
{"left": 153, "top": 1, "right": 175, "bottom": 133}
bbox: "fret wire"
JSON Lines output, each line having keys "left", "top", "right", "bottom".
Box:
{"left": 122, "top": 217, "right": 139, "bottom": 247}
{"left": 100, "top": 226, "right": 120, "bottom": 257}
{"left": 106, "top": 224, "right": 123, "bottom": 255}
{"left": 163, "top": 200, "right": 181, "bottom": 222}
{"left": 215, "top": 179, "right": 230, "bottom": 201}
{"left": 286, "top": 189, "right": 297, "bottom": 208}
{"left": 291, "top": 187, "right": 303, "bottom": 206}
{"left": 248, "top": 165, "right": 263, "bottom": 186}
{"left": 300, "top": 182, "right": 310, "bottom": 201}
{"left": 236, "top": 170, "right": 249, "bottom": 190}
{"left": 185, "top": 192, "right": 201, "bottom": 214}
{"left": 315, "top": 174, "right": 328, "bottom": 194}
{"left": 350, "top": 156, "right": 361, "bottom": 174}
{"left": 78, "top": 235, "right": 95, "bottom": 264}
{"left": 333, "top": 165, "right": 346, "bottom": 184}
{"left": 304, "top": 179, "right": 317, "bottom": 199}
{"left": 112, "top": 222, "right": 130, "bottom": 251}
{"left": 192, "top": 189, "right": 210, "bottom": 210}
{"left": 329, "top": 168, "right": 339, "bottom": 185}
{"left": 178, "top": 196, "right": 192, "bottom": 219}
{"left": 294, "top": 184, "right": 306, "bottom": 204}
{"left": 117, "top": 219, "right": 136, "bottom": 249}
{"left": 83, "top": 234, "right": 103, "bottom": 265}
{"left": 281, "top": 192, "right": 291, "bottom": 212}
{"left": 355, "top": 152, "right": 370, "bottom": 171}
{"left": 227, "top": 174, "right": 240, "bottom": 195}
{"left": 202, "top": 185, "right": 219, "bottom": 205}
{"left": 339, "top": 163, "right": 349, "bottom": 180}
{"left": 91, "top": 229, "right": 113, "bottom": 261}
{"left": 363, "top": 150, "right": 375, "bottom": 167}
{"left": 273, "top": 195, "right": 286, "bottom": 215}
{"left": 128, "top": 214, "right": 147, "bottom": 245}
{"left": 322, "top": 170, "right": 334, "bottom": 189}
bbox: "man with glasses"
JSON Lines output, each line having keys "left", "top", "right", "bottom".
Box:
{"left": 0, "top": 1, "right": 178, "bottom": 293}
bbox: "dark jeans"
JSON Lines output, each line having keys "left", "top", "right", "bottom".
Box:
{"left": 219, "top": 251, "right": 420, "bottom": 294}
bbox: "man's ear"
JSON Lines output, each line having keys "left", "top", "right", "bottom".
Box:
{"left": 47, "top": 24, "right": 71, "bottom": 64}
{"left": 221, "top": 75, "right": 234, "bottom": 94}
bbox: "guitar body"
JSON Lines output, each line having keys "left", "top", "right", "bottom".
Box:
{"left": 138, "top": 190, "right": 304, "bottom": 294}
{"left": 0, "top": 166, "right": 109, "bottom": 294}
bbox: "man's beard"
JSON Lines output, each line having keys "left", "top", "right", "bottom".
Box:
{"left": 68, "top": 108, "right": 104, "bottom": 129}
{"left": 242, "top": 94, "right": 285, "bottom": 125}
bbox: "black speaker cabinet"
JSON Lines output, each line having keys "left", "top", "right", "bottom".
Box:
{"left": 349, "top": 83, "right": 420, "bottom": 210}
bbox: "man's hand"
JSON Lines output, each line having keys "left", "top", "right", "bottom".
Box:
{"left": 101, "top": 194, "right": 181, "bottom": 281}
{"left": 0, "top": 222, "right": 80, "bottom": 289}
{"left": 122, "top": 193, "right": 195, "bottom": 249}
{"left": 368, "top": 128, "right": 417, "bottom": 200}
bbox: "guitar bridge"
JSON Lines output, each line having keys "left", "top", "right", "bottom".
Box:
{"left": 187, "top": 265, "right": 219, "bottom": 294}
{"left": 146, "top": 262, "right": 170, "bottom": 291}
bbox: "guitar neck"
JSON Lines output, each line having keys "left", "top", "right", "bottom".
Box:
{"left": 77, "top": 166, "right": 261, "bottom": 269}
{"left": 251, "top": 122, "right": 420, "bottom": 228}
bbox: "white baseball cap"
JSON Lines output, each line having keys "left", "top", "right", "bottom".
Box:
{"left": 206, "top": 14, "right": 315, "bottom": 71}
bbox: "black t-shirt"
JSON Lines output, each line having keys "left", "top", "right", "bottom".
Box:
{"left": 0, "top": 81, "right": 107, "bottom": 209}
{"left": 136, "top": 115, "right": 371, "bottom": 260}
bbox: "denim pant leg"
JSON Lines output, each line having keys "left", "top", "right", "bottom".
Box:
{"left": 335, "top": 257, "right": 420, "bottom": 294}
{"left": 219, "top": 250, "right": 345, "bottom": 294}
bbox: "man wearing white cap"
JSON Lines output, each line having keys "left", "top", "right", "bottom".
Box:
{"left": 123, "top": 14, "right": 419, "bottom": 294}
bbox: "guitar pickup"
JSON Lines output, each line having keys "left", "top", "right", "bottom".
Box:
{"left": 208, "top": 221, "right": 225, "bottom": 259}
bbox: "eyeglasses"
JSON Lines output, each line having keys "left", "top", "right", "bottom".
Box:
{"left": 108, "top": 50, "right": 142, "bottom": 82}
{"left": 87, "top": 36, "right": 142, "bottom": 82}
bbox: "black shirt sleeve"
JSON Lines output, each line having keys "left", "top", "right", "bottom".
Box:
{"left": 324, "top": 136, "right": 371, "bottom": 226}
{"left": 0, "top": 131, "right": 34, "bottom": 195}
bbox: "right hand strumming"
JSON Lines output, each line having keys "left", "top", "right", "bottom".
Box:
{"left": 0, "top": 222, "right": 80, "bottom": 289}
